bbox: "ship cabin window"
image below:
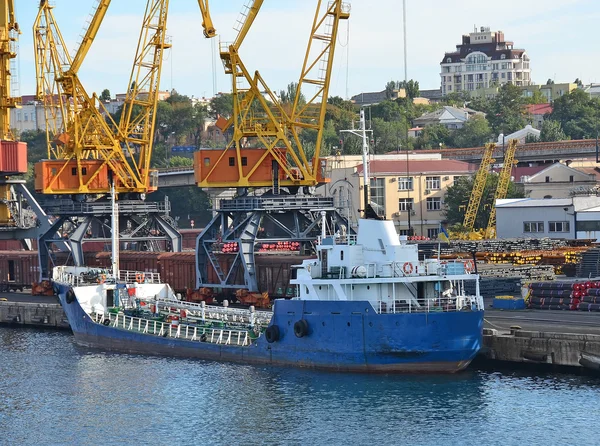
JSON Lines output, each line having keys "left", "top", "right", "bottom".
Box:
{"left": 82, "top": 167, "right": 87, "bottom": 176}
{"left": 204, "top": 157, "right": 210, "bottom": 167}
{"left": 340, "top": 250, "right": 344, "bottom": 261}
{"left": 305, "top": 286, "right": 309, "bottom": 294}
{"left": 229, "top": 157, "right": 235, "bottom": 166}
{"left": 241, "top": 157, "right": 248, "bottom": 166}
{"left": 71, "top": 168, "right": 77, "bottom": 175}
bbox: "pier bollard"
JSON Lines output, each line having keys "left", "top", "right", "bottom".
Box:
{"left": 223, "top": 300, "right": 229, "bottom": 308}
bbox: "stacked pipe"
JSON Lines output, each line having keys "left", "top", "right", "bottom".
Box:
{"left": 578, "top": 284, "right": 600, "bottom": 312}
{"left": 527, "top": 281, "right": 592, "bottom": 310}
{"left": 221, "top": 242, "right": 239, "bottom": 253}
{"left": 257, "top": 241, "right": 301, "bottom": 253}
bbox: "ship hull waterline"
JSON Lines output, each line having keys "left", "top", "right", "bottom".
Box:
{"left": 57, "top": 285, "right": 484, "bottom": 374}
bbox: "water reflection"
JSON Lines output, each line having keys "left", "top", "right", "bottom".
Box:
{"left": 0, "top": 327, "right": 599, "bottom": 446}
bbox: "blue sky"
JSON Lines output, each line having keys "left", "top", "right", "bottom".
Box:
{"left": 14, "top": 0, "right": 600, "bottom": 100}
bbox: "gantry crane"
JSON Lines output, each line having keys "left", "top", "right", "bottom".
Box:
{"left": 33, "top": 0, "right": 185, "bottom": 278}
{"left": 0, "top": 0, "right": 58, "bottom": 251}
{"left": 487, "top": 138, "right": 518, "bottom": 237}
{"left": 194, "top": 0, "right": 349, "bottom": 191}
{"left": 195, "top": 1, "right": 352, "bottom": 294}
{"left": 462, "top": 142, "right": 496, "bottom": 235}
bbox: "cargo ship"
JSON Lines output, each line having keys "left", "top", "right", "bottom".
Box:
{"left": 52, "top": 110, "right": 484, "bottom": 373}
{"left": 53, "top": 214, "right": 484, "bottom": 373}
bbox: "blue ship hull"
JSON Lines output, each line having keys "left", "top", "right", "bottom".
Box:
{"left": 56, "top": 284, "right": 483, "bottom": 373}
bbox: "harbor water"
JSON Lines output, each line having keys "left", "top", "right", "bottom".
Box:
{"left": 1, "top": 327, "right": 599, "bottom": 446}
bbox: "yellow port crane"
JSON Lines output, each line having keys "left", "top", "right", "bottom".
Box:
{"left": 487, "top": 138, "right": 518, "bottom": 237}
{"left": 462, "top": 142, "right": 496, "bottom": 234}
{"left": 194, "top": 0, "right": 350, "bottom": 190}
{"left": 0, "top": 0, "right": 19, "bottom": 141}
{"left": 33, "top": 0, "right": 170, "bottom": 197}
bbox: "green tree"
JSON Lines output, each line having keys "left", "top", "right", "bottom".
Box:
{"left": 547, "top": 89, "right": 600, "bottom": 139}
{"left": 279, "top": 82, "right": 305, "bottom": 106}
{"left": 482, "top": 83, "right": 527, "bottom": 135}
{"left": 20, "top": 130, "right": 47, "bottom": 163}
{"left": 99, "top": 89, "right": 111, "bottom": 102}
{"left": 444, "top": 175, "right": 525, "bottom": 229}
{"left": 385, "top": 80, "right": 398, "bottom": 99}
{"left": 442, "top": 91, "right": 470, "bottom": 107}
{"left": 371, "top": 117, "right": 406, "bottom": 153}
{"left": 540, "top": 119, "right": 569, "bottom": 142}
{"left": 399, "top": 79, "right": 420, "bottom": 99}
{"left": 450, "top": 115, "right": 493, "bottom": 148}
{"left": 524, "top": 88, "right": 547, "bottom": 105}
{"left": 209, "top": 93, "right": 233, "bottom": 119}
{"left": 413, "top": 124, "right": 450, "bottom": 149}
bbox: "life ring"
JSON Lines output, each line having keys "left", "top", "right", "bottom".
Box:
{"left": 265, "top": 325, "right": 280, "bottom": 343}
{"left": 293, "top": 319, "right": 309, "bottom": 338}
{"left": 402, "top": 262, "right": 414, "bottom": 275}
{"left": 464, "top": 260, "right": 475, "bottom": 273}
{"left": 135, "top": 273, "right": 145, "bottom": 283}
{"left": 66, "top": 289, "right": 76, "bottom": 304}
{"left": 97, "top": 274, "right": 106, "bottom": 284}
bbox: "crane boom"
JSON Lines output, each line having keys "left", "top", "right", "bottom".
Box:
{"left": 70, "top": 0, "right": 111, "bottom": 74}
{"left": 463, "top": 142, "right": 495, "bottom": 232}
{"left": 487, "top": 139, "right": 518, "bottom": 236}
{"left": 0, "top": 0, "right": 20, "bottom": 140}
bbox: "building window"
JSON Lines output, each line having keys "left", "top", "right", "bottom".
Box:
{"left": 398, "top": 198, "right": 414, "bottom": 212}
{"left": 399, "top": 229, "right": 410, "bottom": 236}
{"left": 447, "top": 58, "right": 451, "bottom": 63}
{"left": 576, "top": 221, "right": 600, "bottom": 232}
{"left": 501, "top": 73, "right": 506, "bottom": 79}
{"left": 549, "top": 221, "right": 570, "bottom": 233}
{"left": 426, "top": 197, "right": 442, "bottom": 211}
{"left": 427, "top": 228, "right": 439, "bottom": 239}
{"left": 569, "top": 175, "right": 574, "bottom": 183}
{"left": 241, "top": 157, "right": 248, "bottom": 166}
{"left": 545, "top": 176, "right": 550, "bottom": 183}
{"left": 425, "top": 176, "right": 441, "bottom": 190}
{"left": 524, "top": 222, "right": 544, "bottom": 233}
{"left": 24, "top": 114, "right": 28, "bottom": 122}
{"left": 369, "top": 178, "right": 386, "bottom": 217}
{"left": 397, "top": 177, "right": 413, "bottom": 191}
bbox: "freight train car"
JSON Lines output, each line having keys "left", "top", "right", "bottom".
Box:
{"left": 0, "top": 251, "right": 40, "bottom": 291}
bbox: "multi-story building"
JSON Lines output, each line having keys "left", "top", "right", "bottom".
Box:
{"left": 11, "top": 95, "right": 63, "bottom": 134}
{"left": 325, "top": 155, "right": 475, "bottom": 238}
{"left": 440, "top": 26, "right": 531, "bottom": 95}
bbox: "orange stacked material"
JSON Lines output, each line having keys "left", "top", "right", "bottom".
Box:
{"left": 256, "top": 241, "right": 300, "bottom": 253}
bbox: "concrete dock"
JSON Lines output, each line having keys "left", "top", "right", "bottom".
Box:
{"left": 0, "top": 292, "right": 70, "bottom": 330}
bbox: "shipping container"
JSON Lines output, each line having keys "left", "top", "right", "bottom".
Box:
{"left": 0, "top": 141, "right": 27, "bottom": 174}
{"left": 95, "top": 251, "right": 160, "bottom": 274}
{"left": 0, "top": 250, "right": 40, "bottom": 287}
{"left": 180, "top": 229, "right": 202, "bottom": 250}
{"left": 0, "top": 240, "right": 27, "bottom": 251}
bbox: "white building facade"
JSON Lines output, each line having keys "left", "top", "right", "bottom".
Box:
{"left": 440, "top": 26, "right": 531, "bottom": 95}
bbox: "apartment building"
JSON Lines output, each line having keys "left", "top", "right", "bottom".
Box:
{"left": 327, "top": 157, "right": 475, "bottom": 238}
{"left": 440, "top": 26, "right": 531, "bottom": 95}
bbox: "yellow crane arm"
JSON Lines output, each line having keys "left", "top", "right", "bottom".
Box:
{"left": 232, "top": 0, "right": 263, "bottom": 50}
{"left": 70, "top": 0, "right": 111, "bottom": 74}
{"left": 196, "top": 0, "right": 216, "bottom": 38}
{"left": 463, "top": 142, "right": 496, "bottom": 232}
{"left": 0, "top": 0, "right": 20, "bottom": 140}
{"left": 487, "top": 139, "right": 518, "bottom": 235}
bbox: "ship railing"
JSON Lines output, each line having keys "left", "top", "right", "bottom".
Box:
{"left": 140, "top": 298, "right": 273, "bottom": 326}
{"left": 94, "top": 312, "right": 252, "bottom": 346}
{"left": 119, "top": 270, "right": 161, "bottom": 284}
{"left": 375, "top": 295, "right": 484, "bottom": 314}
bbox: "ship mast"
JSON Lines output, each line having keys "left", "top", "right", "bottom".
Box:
{"left": 111, "top": 180, "right": 119, "bottom": 279}
{"left": 341, "top": 108, "right": 377, "bottom": 218}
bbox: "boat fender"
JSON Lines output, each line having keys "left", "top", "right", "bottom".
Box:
{"left": 200, "top": 333, "right": 207, "bottom": 342}
{"left": 52, "top": 283, "right": 60, "bottom": 296}
{"left": 293, "top": 319, "right": 309, "bottom": 338}
{"left": 66, "top": 289, "right": 76, "bottom": 304}
{"left": 265, "top": 325, "right": 280, "bottom": 343}
{"left": 102, "top": 319, "right": 111, "bottom": 326}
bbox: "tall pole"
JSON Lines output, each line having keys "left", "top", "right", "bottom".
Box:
{"left": 403, "top": 0, "right": 408, "bottom": 82}
{"left": 111, "top": 181, "right": 120, "bottom": 280}
{"left": 360, "top": 109, "right": 369, "bottom": 214}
